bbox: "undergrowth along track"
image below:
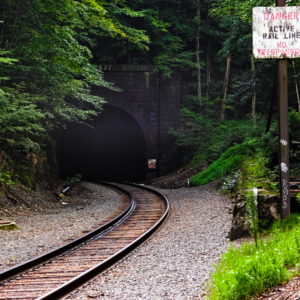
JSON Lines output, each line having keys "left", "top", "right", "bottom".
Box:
{"left": 0, "top": 182, "right": 169, "bottom": 299}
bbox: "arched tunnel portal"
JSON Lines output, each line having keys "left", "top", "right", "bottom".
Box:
{"left": 57, "top": 105, "right": 147, "bottom": 182}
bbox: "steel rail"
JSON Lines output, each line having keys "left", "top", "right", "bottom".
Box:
{"left": 0, "top": 182, "right": 132, "bottom": 283}
{"left": 0, "top": 182, "right": 169, "bottom": 300}
{"left": 39, "top": 182, "right": 169, "bottom": 300}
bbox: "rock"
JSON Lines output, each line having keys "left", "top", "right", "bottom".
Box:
{"left": 230, "top": 193, "right": 249, "bottom": 240}
{"left": 230, "top": 222, "right": 250, "bottom": 241}
{"left": 230, "top": 192, "right": 280, "bottom": 241}
{"left": 257, "top": 194, "right": 280, "bottom": 228}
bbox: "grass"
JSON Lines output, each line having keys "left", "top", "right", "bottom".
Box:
{"left": 208, "top": 214, "right": 300, "bottom": 300}
{"left": 191, "top": 139, "right": 259, "bottom": 186}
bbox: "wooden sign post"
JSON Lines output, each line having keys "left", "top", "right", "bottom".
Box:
{"left": 277, "top": 0, "right": 290, "bottom": 218}
{"left": 253, "top": 2, "right": 300, "bottom": 218}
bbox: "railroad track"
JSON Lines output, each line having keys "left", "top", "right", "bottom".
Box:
{"left": 289, "top": 179, "right": 300, "bottom": 195}
{"left": 276, "top": 178, "right": 300, "bottom": 196}
{"left": 0, "top": 182, "right": 169, "bottom": 299}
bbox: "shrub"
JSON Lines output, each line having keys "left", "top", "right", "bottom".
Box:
{"left": 172, "top": 112, "right": 265, "bottom": 166}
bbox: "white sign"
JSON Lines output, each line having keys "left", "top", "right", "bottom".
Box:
{"left": 253, "top": 7, "right": 300, "bottom": 59}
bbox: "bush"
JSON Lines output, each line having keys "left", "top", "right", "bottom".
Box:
{"left": 172, "top": 110, "right": 266, "bottom": 166}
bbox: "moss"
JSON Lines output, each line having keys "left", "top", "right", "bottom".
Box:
{"left": 237, "top": 154, "right": 276, "bottom": 195}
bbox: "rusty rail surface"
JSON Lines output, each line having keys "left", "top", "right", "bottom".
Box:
{"left": 0, "top": 182, "right": 169, "bottom": 299}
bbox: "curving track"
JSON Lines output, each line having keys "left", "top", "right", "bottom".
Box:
{"left": 0, "top": 182, "right": 169, "bottom": 300}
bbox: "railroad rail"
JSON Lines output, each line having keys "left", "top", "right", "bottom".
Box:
{"left": 276, "top": 178, "right": 300, "bottom": 195}
{"left": 0, "top": 182, "right": 169, "bottom": 299}
{"left": 289, "top": 179, "right": 300, "bottom": 195}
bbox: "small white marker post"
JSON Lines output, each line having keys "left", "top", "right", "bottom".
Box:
{"left": 253, "top": 187, "right": 258, "bottom": 206}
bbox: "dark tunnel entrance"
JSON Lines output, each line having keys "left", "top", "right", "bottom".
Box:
{"left": 57, "top": 105, "right": 147, "bottom": 182}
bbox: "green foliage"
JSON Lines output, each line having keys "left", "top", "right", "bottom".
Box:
{"left": 100, "top": 0, "right": 208, "bottom": 77}
{"left": 208, "top": 214, "right": 300, "bottom": 300}
{"left": 66, "top": 173, "right": 82, "bottom": 186}
{"left": 211, "top": 0, "right": 273, "bottom": 24}
{"left": 0, "top": 171, "right": 14, "bottom": 186}
{"left": 0, "top": 0, "right": 299, "bottom": 189}
{"left": 0, "top": 0, "right": 152, "bottom": 158}
{"left": 220, "top": 171, "right": 241, "bottom": 194}
{"left": 289, "top": 109, "right": 300, "bottom": 141}
{"left": 0, "top": 154, "right": 14, "bottom": 190}
{"left": 173, "top": 105, "right": 266, "bottom": 165}
{"left": 142, "top": 1, "right": 196, "bottom": 75}
{"left": 220, "top": 151, "right": 276, "bottom": 195}
{"left": 208, "top": 120, "right": 265, "bottom": 161}
{"left": 191, "top": 139, "right": 260, "bottom": 186}
{"left": 171, "top": 107, "right": 213, "bottom": 151}
{"left": 238, "top": 154, "right": 275, "bottom": 192}
{"left": 269, "top": 213, "right": 300, "bottom": 233}
{"left": 0, "top": 50, "right": 17, "bottom": 67}
{"left": 246, "top": 190, "right": 259, "bottom": 247}
{"left": 0, "top": 91, "right": 46, "bottom": 152}
{"left": 220, "top": 154, "right": 274, "bottom": 245}
{"left": 288, "top": 110, "right": 300, "bottom": 176}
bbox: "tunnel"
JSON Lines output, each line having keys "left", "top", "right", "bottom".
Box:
{"left": 57, "top": 105, "right": 147, "bottom": 182}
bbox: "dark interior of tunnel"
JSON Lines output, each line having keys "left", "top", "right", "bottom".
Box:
{"left": 57, "top": 105, "right": 147, "bottom": 182}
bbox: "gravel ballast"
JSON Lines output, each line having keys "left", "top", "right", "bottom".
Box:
{"left": 67, "top": 182, "right": 232, "bottom": 300}
{"left": 0, "top": 182, "right": 124, "bottom": 271}
{"left": 0, "top": 181, "right": 232, "bottom": 299}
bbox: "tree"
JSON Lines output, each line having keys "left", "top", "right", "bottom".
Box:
{"left": 0, "top": 0, "right": 150, "bottom": 153}
{"left": 195, "top": 0, "right": 202, "bottom": 102}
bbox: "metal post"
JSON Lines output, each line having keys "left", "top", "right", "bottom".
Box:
{"left": 277, "top": 0, "right": 290, "bottom": 218}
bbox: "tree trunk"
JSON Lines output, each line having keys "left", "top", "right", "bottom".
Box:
{"left": 205, "top": 2, "right": 211, "bottom": 100}
{"left": 251, "top": 55, "right": 257, "bottom": 127}
{"left": 206, "top": 45, "right": 211, "bottom": 99}
{"left": 292, "top": 60, "right": 300, "bottom": 113}
{"left": 265, "top": 70, "right": 277, "bottom": 133}
{"left": 196, "top": 0, "right": 202, "bottom": 103}
{"left": 221, "top": 56, "right": 231, "bottom": 120}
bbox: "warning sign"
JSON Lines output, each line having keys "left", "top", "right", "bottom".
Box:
{"left": 253, "top": 7, "right": 300, "bottom": 59}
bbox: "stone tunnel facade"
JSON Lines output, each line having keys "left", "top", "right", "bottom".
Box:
{"left": 93, "top": 65, "right": 181, "bottom": 177}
